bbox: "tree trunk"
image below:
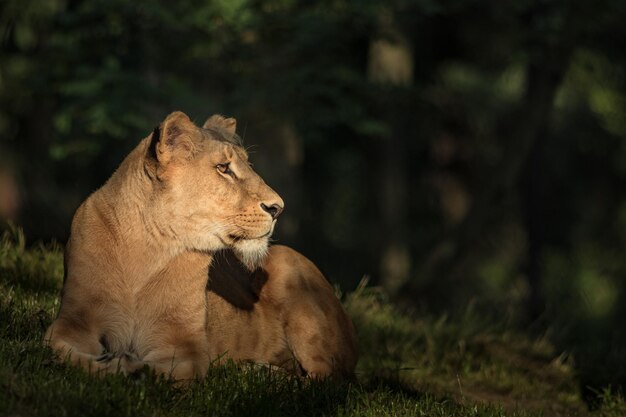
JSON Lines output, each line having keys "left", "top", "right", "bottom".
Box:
{"left": 368, "top": 10, "right": 413, "bottom": 293}
{"left": 522, "top": 139, "right": 548, "bottom": 323}
{"left": 400, "top": 44, "right": 573, "bottom": 308}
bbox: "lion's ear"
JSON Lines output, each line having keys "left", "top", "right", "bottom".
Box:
{"left": 203, "top": 114, "right": 237, "bottom": 135}
{"left": 155, "top": 111, "right": 198, "bottom": 166}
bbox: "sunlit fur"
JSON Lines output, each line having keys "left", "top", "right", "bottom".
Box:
{"left": 44, "top": 111, "right": 284, "bottom": 380}
{"left": 233, "top": 238, "right": 270, "bottom": 270}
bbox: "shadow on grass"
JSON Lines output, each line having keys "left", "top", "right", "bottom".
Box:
{"left": 191, "top": 363, "right": 355, "bottom": 417}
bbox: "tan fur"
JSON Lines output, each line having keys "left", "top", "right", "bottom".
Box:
{"left": 206, "top": 246, "right": 358, "bottom": 378}
{"left": 44, "top": 111, "right": 358, "bottom": 380}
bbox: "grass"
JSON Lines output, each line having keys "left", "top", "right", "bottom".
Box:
{"left": 1, "top": 226, "right": 625, "bottom": 417}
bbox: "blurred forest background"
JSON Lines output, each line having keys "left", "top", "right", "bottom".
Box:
{"left": 1, "top": 0, "right": 625, "bottom": 399}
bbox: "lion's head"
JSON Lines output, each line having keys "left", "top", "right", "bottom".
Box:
{"left": 144, "top": 111, "right": 283, "bottom": 269}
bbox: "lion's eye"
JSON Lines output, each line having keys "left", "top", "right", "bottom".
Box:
{"left": 216, "top": 163, "right": 233, "bottom": 176}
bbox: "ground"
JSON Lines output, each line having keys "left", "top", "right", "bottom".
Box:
{"left": 1, "top": 226, "right": 624, "bottom": 417}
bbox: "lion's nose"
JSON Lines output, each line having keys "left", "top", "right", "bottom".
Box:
{"left": 260, "top": 203, "right": 283, "bottom": 220}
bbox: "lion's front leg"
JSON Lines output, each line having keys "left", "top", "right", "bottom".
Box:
{"left": 44, "top": 319, "right": 139, "bottom": 376}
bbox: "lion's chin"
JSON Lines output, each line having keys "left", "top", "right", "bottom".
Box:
{"left": 232, "top": 238, "right": 269, "bottom": 271}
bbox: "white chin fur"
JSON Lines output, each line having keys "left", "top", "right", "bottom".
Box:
{"left": 233, "top": 238, "right": 269, "bottom": 270}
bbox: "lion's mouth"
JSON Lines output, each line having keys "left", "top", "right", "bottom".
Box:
{"left": 228, "top": 230, "right": 271, "bottom": 242}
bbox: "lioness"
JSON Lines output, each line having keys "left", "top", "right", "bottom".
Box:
{"left": 45, "top": 111, "right": 357, "bottom": 380}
